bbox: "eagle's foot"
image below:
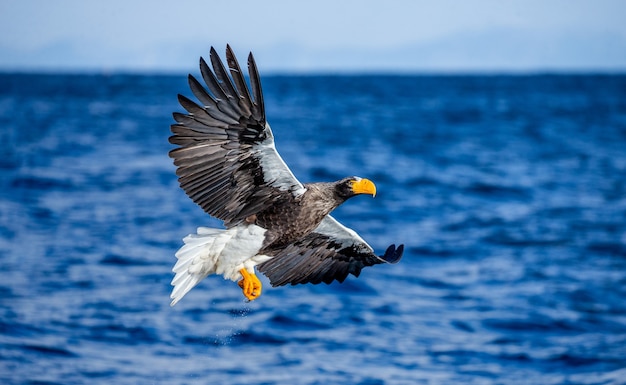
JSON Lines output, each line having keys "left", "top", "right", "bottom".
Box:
{"left": 238, "top": 268, "right": 262, "bottom": 301}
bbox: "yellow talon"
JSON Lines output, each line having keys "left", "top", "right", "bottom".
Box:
{"left": 238, "top": 268, "right": 262, "bottom": 301}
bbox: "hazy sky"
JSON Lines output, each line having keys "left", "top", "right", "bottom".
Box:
{"left": 1, "top": 0, "right": 626, "bottom": 72}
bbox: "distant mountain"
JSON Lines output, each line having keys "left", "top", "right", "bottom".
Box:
{"left": 256, "top": 27, "right": 626, "bottom": 73}
{"left": 1, "top": 27, "right": 625, "bottom": 73}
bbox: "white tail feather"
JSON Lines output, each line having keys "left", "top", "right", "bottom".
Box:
{"left": 170, "top": 227, "right": 226, "bottom": 306}
{"left": 169, "top": 225, "right": 268, "bottom": 306}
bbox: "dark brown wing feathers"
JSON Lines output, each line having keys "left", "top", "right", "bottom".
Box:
{"left": 258, "top": 216, "right": 404, "bottom": 286}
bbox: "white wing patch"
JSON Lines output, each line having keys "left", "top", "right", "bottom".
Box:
{"left": 255, "top": 124, "right": 306, "bottom": 196}
{"left": 314, "top": 215, "right": 374, "bottom": 252}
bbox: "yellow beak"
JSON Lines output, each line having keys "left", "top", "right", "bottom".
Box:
{"left": 351, "top": 178, "right": 376, "bottom": 197}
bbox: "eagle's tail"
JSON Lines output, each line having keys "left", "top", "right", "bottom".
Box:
{"left": 169, "top": 224, "right": 269, "bottom": 306}
{"left": 169, "top": 227, "right": 226, "bottom": 306}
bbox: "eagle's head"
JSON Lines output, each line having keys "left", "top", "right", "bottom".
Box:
{"left": 335, "top": 176, "right": 377, "bottom": 200}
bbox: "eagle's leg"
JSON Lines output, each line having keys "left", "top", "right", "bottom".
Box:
{"left": 238, "top": 268, "right": 262, "bottom": 301}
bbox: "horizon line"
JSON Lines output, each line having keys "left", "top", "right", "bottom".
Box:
{"left": 1, "top": 67, "right": 626, "bottom": 77}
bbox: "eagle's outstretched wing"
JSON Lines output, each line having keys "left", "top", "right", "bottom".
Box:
{"left": 258, "top": 216, "right": 404, "bottom": 286}
{"left": 169, "top": 45, "right": 305, "bottom": 227}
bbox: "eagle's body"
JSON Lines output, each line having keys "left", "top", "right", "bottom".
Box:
{"left": 169, "top": 46, "right": 403, "bottom": 306}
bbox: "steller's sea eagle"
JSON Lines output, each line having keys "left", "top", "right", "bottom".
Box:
{"left": 169, "top": 45, "right": 403, "bottom": 306}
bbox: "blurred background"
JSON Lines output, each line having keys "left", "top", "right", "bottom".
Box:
{"left": 2, "top": 0, "right": 626, "bottom": 73}
{"left": 1, "top": 1, "right": 626, "bottom": 385}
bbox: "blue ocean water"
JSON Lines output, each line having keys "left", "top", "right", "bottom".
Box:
{"left": 1, "top": 72, "right": 626, "bottom": 385}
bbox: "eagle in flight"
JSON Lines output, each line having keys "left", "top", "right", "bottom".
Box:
{"left": 169, "top": 45, "right": 403, "bottom": 306}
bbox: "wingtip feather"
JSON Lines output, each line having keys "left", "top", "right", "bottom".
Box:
{"left": 382, "top": 244, "right": 404, "bottom": 264}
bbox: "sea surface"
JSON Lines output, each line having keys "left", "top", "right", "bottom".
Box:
{"left": 1, "top": 72, "right": 626, "bottom": 385}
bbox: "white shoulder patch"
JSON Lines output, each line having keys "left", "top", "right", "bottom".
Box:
{"left": 255, "top": 123, "right": 306, "bottom": 196}
{"left": 315, "top": 215, "right": 373, "bottom": 252}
